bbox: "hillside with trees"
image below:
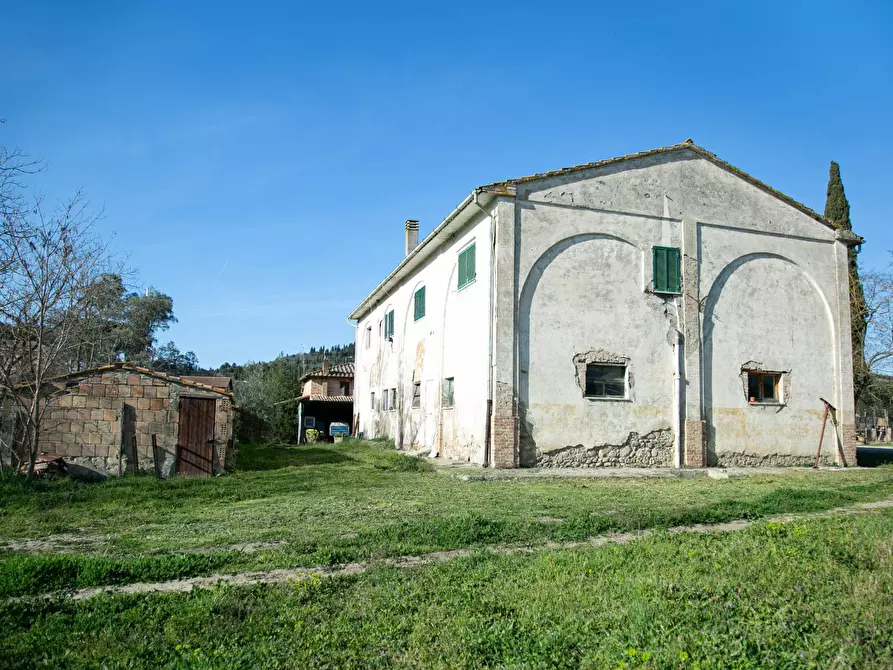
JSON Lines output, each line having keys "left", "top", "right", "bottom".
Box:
{"left": 214, "top": 344, "right": 355, "bottom": 444}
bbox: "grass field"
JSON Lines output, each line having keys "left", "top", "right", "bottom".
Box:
{"left": 2, "top": 440, "right": 893, "bottom": 667}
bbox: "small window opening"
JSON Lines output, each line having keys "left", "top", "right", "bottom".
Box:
{"left": 340, "top": 381, "right": 350, "bottom": 396}
{"left": 389, "top": 388, "right": 397, "bottom": 411}
{"left": 652, "top": 246, "right": 681, "bottom": 294}
{"left": 458, "top": 242, "right": 476, "bottom": 289}
{"left": 371, "top": 392, "right": 376, "bottom": 410}
{"left": 384, "top": 310, "right": 395, "bottom": 340}
{"left": 443, "top": 377, "right": 454, "bottom": 408}
{"left": 365, "top": 326, "right": 372, "bottom": 348}
{"left": 585, "top": 364, "right": 626, "bottom": 398}
{"left": 414, "top": 286, "right": 426, "bottom": 321}
{"left": 747, "top": 372, "right": 781, "bottom": 404}
{"left": 412, "top": 382, "right": 421, "bottom": 408}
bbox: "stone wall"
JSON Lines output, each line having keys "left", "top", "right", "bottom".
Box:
{"left": 39, "top": 369, "right": 234, "bottom": 476}
{"left": 535, "top": 429, "right": 674, "bottom": 468}
{"left": 715, "top": 451, "right": 834, "bottom": 467}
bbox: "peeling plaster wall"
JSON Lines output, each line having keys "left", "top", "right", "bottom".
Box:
{"left": 702, "top": 241, "right": 836, "bottom": 463}
{"left": 518, "top": 230, "right": 680, "bottom": 466}
{"left": 353, "top": 211, "right": 493, "bottom": 463}
{"left": 353, "top": 148, "right": 855, "bottom": 468}
{"left": 515, "top": 149, "right": 852, "bottom": 466}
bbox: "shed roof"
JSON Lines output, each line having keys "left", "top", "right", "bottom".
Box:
{"left": 299, "top": 395, "right": 353, "bottom": 403}
{"left": 48, "top": 363, "right": 235, "bottom": 399}
{"left": 181, "top": 376, "right": 233, "bottom": 392}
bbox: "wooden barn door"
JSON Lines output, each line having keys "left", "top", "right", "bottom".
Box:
{"left": 177, "top": 397, "right": 217, "bottom": 476}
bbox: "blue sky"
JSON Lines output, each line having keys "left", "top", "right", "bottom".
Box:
{"left": 2, "top": 1, "right": 891, "bottom": 367}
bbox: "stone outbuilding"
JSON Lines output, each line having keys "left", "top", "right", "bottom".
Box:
{"left": 37, "top": 363, "right": 236, "bottom": 476}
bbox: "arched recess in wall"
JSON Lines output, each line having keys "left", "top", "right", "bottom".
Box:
{"left": 701, "top": 252, "right": 837, "bottom": 462}
{"left": 393, "top": 282, "right": 427, "bottom": 449}
{"left": 518, "top": 232, "right": 642, "bottom": 465}
{"left": 436, "top": 263, "right": 460, "bottom": 459}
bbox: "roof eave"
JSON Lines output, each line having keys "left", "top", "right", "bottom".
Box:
{"left": 348, "top": 188, "right": 501, "bottom": 320}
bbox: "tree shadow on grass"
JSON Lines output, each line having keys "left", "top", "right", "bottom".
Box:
{"left": 236, "top": 445, "right": 356, "bottom": 472}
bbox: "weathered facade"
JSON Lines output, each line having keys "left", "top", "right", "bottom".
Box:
{"left": 36, "top": 364, "right": 235, "bottom": 476}
{"left": 349, "top": 142, "right": 860, "bottom": 468}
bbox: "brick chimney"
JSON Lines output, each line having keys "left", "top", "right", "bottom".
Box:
{"left": 405, "top": 219, "right": 419, "bottom": 256}
{"left": 322, "top": 357, "right": 329, "bottom": 375}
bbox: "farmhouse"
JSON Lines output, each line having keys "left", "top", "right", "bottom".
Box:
{"left": 349, "top": 141, "right": 861, "bottom": 469}
{"left": 33, "top": 363, "right": 235, "bottom": 476}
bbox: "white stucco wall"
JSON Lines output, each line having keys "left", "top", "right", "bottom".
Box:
{"left": 353, "top": 211, "right": 493, "bottom": 463}
{"left": 353, "top": 146, "right": 855, "bottom": 468}
{"left": 511, "top": 149, "right": 853, "bottom": 466}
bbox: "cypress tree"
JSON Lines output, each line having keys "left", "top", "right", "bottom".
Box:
{"left": 825, "top": 161, "right": 868, "bottom": 402}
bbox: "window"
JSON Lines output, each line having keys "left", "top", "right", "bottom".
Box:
{"left": 371, "top": 392, "right": 376, "bottom": 410}
{"left": 414, "top": 286, "right": 426, "bottom": 321}
{"left": 389, "top": 388, "right": 397, "bottom": 410}
{"left": 340, "top": 381, "right": 350, "bottom": 396}
{"left": 412, "top": 382, "right": 421, "bottom": 408}
{"left": 381, "top": 390, "right": 389, "bottom": 411}
{"left": 365, "top": 325, "right": 372, "bottom": 349}
{"left": 384, "top": 310, "right": 395, "bottom": 340}
{"left": 458, "top": 242, "right": 476, "bottom": 289}
{"left": 652, "top": 246, "right": 681, "bottom": 294}
{"left": 585, "top": 364, "right": 626, "bottom": 398}
{"left": 443, "top": 377, "right": 454, "bottom": 408}
{"left": 747, "top": 372, "right": 781, "bottom": 404}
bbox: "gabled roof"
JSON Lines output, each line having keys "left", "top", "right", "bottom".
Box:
{"left": 300, "top": 362, "right": 354, "bottom": 381}
{"left": 348, "top": 141, "right": 849, "bottom": 320}
{"left": 482, "top": 140, "right": 835, "bottom": 228}
{"left": 48, "top": 363, "right": 235, "bottom": 399}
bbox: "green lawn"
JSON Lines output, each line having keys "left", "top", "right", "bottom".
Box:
{"left": 2, "top": 441, "right": 893, "bottom": 667}
{"left": 2, "top": 440, "right": 893, "bottom": 598}
{"left": 2, "top": 511, "right": 892, "bottom": 668}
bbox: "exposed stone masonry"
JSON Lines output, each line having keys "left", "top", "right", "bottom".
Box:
{"left": 38, "top": 367, "right": 233, "bottom": 476}
{"left": 716, "top": 452, "right": 833, "bottom": 467}
{"left": 535, "top": 428, "right": 673, "bottom": 468}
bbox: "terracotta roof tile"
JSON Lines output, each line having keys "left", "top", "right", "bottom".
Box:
{"left": 301, "top": 362, "right": 354, "bottom": 380}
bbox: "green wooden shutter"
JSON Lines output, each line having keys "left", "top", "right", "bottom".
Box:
{"left": 458, "top": 243, "right": 476, "bottom": 289}
{"left": 652, "top": 246, "right": 680, "bottom": 293}
{"left": 653, "top": 247, "right": 667, "bottom": 291}
{"left": 467, "top": 243, "right": 475, "bottom": 282}
{"left": 667, "top": 248, "right": 680, "bottom": 292}
{"left": 414, "top": 287, "right": 425, "bottom": 321}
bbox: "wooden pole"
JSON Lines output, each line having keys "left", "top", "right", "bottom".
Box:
{"left": 814, "top": 397, "right": 837, "bottom": 469}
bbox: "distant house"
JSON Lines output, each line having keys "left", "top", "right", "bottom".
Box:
{"left": 349, "top": 141, "right": 860, "bottom": 469}
{"left": 296, "top": 360, "right": 354, "bottom": 442}
{"left": 32, "top": 363, "right": 235, "bottom": 476}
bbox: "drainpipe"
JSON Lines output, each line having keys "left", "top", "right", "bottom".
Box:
{"left": 672, "top": 297, "right": 683, "bottom": 469}
{"left": 471, "top": 189, "right": 495, "bottom": 467}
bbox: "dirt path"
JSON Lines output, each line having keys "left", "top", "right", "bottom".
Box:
{"left": 16, "top": 497, "right": 893, "bottom": 602}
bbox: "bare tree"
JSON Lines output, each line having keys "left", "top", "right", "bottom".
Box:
{"left": 0, "top": 189, "right": 115, "bottom": 478}
{"left": 863, "top": 263, "right": 893, "bottom": 382}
